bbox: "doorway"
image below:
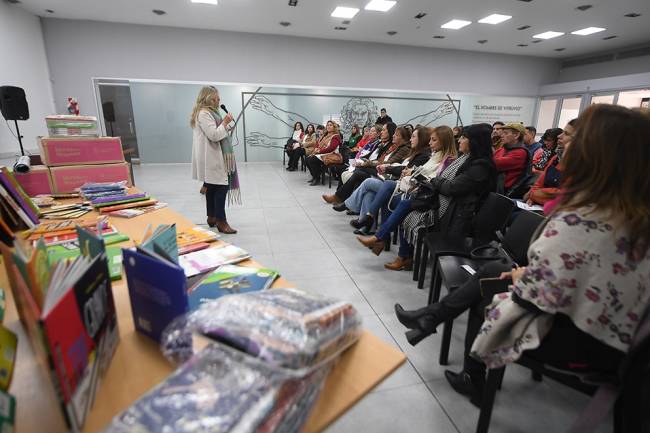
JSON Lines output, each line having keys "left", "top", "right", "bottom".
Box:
{"left": 97, "top": 83, "right": 140, "bottom": 162}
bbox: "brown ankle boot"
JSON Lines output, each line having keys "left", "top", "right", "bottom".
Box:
{"left": 215, "top": 219, "right": 237, "bottom": 234}
{"left": 207, "top": 217, "right": 217, "bottom": 227}
{"left": 322, "top": 194, "right": 341, "bottom": 204}
{"left": 357, "top": 235, "right": 384, "bottom": 256}
{"left": 384, "top": 256, "right": 413, "bottom": 271}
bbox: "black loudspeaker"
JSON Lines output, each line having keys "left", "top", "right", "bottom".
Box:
{"left": 0, "top": 86, "right": 29, "bottom": 121}
{"left": 102, "top": 101, "right": 115, "bottom": 122}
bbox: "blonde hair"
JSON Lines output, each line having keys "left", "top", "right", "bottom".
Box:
{"left": 326, "top": 120, "right": 340, "bottom": 135}
{"left": 190, "top": 86, "right": 219, "bottom": 128}
{"left": 432, "top": 125, "right": 458, "bottom": 159}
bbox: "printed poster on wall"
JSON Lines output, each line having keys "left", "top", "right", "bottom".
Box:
{"left": 469, "top": 96, "right": 535, "bottom": 125}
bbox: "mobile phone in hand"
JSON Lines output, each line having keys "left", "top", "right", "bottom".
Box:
{"left": 480, "top": 277, "right": 513, "bottom": 297}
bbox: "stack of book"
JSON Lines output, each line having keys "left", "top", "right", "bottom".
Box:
{"left": 0, "top": 226, "right": 119, "bottom": 432}
{"left": 0, "top": 166, "right": 40, "bottom": 244}
{"left": 123, "top": 224, "right": 251, "bottom": 342}
{"left": 45, "top": 115, "right": 98, "bottom": 136}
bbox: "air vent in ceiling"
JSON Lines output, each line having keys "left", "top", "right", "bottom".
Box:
{"left": 602, "top": 35, "right": 617, "bottom": 40}
{"left": 387, "top": 31, "right": 397, "bottom": 36}
{"left": 517, "top": 0, "right": 533, "bottom": 2}
{"left": 6, "top": 0, "right": 21, "bottom": 4}
{"left": 279, "top": 21, "right": 291, "bottom": 27}
{"left": 334, "top": 26, "right": 347, "bottom": 30}
{"left": 45, "top": 8, "right": 54, "bottom": 13}
{"left": 415, "top": 12, "right": 427, "bottom": 19}
{"left": 477, "top": 40, "right": 488, "bottom": 44}
{"left": 624, "top": 13, "right": 641, "bottom": 17}
{"left": 517, "top": 25, "right": 531, "bottom": 30}
{"left": 531, "top": 40, "right": 542, "bottom": 43}
{"left": 517, "top": 44, "right": 528, "bottom": 47}
{"left": 152, "top": 9, "right": 166, "bottom": 15}
{"left": 617, "top": 46, "right": 650, "bottom": 60}
{"left": 555, "top": 48, "right": 566, "bottom": 52}
{"left": 432, "top": 35, "right": 445, "bottom": 39}
{"left": 576, "top": 5, "right": 592, "bottom": 11}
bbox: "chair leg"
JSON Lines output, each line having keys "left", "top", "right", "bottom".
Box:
{"left": 392, "top": 229, "right": 397, "bottom": 245}
{"left": 412, "top": 235, "right": 423, "bottom": 282}
{"left": 428, "top": 264, "right": 442, "bottom": 305}
{"left": 438, "top": 319, "right": 453, "bottom": 365}
{"left": 417, "top": 244, "right": 429, "bottom": 290}
{"left": 476, "top": 368, "right": 505, "bottom": 433}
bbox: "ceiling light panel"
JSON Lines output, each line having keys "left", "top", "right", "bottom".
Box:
{"left": 533, "top": 31, "right": 564, "bottom": 39}
{"left": 365, "top": 0, "right": 396, "bottom": 12}
{"left": 331, "top": 7, "right": 360, "bottom": 19}
{"left": 478, "top": 14, "right": 512, "bottom": 25}
{"left": 441, "top": 19, "right": 472, "bottom": 30}
{"left": 191, "top": 0, "right": 218, "bottom": 4}
{"left": 571, "top": 27, "right": 606, "bottom": 36}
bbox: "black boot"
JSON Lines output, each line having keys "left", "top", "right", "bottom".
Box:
{"left": 444, "top": 370, "right": 485, "bottom": 408}
{"left": 394, "top": 303, "right": 431, "bottom": 329}
{"left": 333, "top": 203, "right": 348, "bottom": 212}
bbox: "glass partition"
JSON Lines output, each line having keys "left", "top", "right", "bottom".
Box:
{"left": 557, "top": 97, "right": 582, "bottom": 129}
{"left": 535, "top": 99, "right": 558, "bottom": 135}
{"left": 119, "top": 81, "right": 537, "bottom": 163}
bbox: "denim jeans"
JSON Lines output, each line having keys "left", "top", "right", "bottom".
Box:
{"left": 365, "top": 180, "right": 398, "bottom": 218}
{"left": 375, "top": 196, "right": 411, "bottom": 240}
{"left": 345, "top": 177, "right": 383, "bottom": 213}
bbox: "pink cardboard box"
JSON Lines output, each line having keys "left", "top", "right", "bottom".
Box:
{"left": 13, "top": 165, "right": 53, "bottom": 197}
{"left": 39, "top": 136, "right": 125, "bottom": 166}
{"left": 49, "top": 163, "right": 132, "bottom": 193}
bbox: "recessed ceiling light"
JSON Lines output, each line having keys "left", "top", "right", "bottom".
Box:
{"left": 432, "top": 35, "right": 445, "bottom": 39}
{"left": 414, "top": 12, "right": 427, "bottom": 19}
{"left": 279, "top": 21, "right": 291, "bottom": 27}
{"left": 288, "top": 0, "right": 298, "bottom": 6}
{"left": 571, "top": 27, "right": 606, "bottom": 36}
{"left": 152, "top": 9, "right": 166, "bottom": 15}
{"left": 441, "top": 19, "right": 472, "bottom": 30}
{"left": 45, "top": 9, "right": 54, "bottom": 13}
{"left": 387, "top": 31, "right": 398, "bottom": 35}
{"left": 478, "top": 14, "right": 512, "bottom": 25}
{"left": 555, "top": 48, "right": 566, "bottom": 52}
{"left": 517, "top": 25, "right": 531, "bottom": 30}
{"left": 602, "top": 35, "right": 617, "bottom": 40}
{"left": 331, "top": 7, "right": 359, "bottom": 19}
{"left": 334, "top": 26, "right": 347, "bottom": 30}
{"left": 624, "top": 13, "right": 641, "bottom": 18}
{"left": 575, "top": 4, "right": 593, "bottom": 11}
{"left": 191, "top": 0, "right": 217, "bottom": 4}
{"left": 365, "top": 0, "right": 396, "bottom": 12}
{"left": 533, "top": 31, "right": 564, "bottom": 40}
{"left": 477, "top": 39, "right": 488, "bottom": 44}
{"left": 517, "top": 44, "right": 528, "bottom": 47}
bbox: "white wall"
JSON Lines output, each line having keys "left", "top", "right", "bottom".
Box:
{"left": 0, "top": 3, "right": 55, "bottom": 157}
{"left": 539, "top": 71, "right": 650, "bottom": 96}
{"left": 41, "top": 18, "right": 560, "bottom": 120}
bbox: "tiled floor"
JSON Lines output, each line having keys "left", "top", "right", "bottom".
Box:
{"left": 115, "top": 162, "right": 609, "bottom": 431}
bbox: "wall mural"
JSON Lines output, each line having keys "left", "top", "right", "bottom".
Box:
{"left": 242, "top": 93, "right": 461, "bottom": 153}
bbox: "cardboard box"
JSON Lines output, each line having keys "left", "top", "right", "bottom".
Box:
{"left": 49, "top": 163, "right": 132, "bottom": 193}
{"left": 39, "top": 137, "right": 124, "bottom": 166}
{"left": 13, "top": 165, "right": 53, "bottom": 197}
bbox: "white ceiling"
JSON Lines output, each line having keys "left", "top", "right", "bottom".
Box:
{"left": 13, "top": 0, "right": 650, "bottom": 58}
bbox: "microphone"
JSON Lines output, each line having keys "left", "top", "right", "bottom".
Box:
{"left": 220, "top": 104, "right": 228, "bottom": 113}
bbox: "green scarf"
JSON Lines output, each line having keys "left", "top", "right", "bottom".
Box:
{"left": 210, "top": 109, "right": 241, "bottom": 205}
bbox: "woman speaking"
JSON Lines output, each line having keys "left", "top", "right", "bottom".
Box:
{"left": 190, "top": 86, "right": 239, "bottom": 234}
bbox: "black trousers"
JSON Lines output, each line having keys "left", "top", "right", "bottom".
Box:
{"left": 428, "top": 260, "right": 624, "bottom": 379}
{"left": 288, "top": 147, "right": 305, "bottom": 169}
{"left": 336, "top": 170, "right": 372, "bottom": 201}
{"left": 306, "top": 155, "right": 325, "bottom": 180}
{"left": 205, "top": 183, "right": 229, "bottom": 220}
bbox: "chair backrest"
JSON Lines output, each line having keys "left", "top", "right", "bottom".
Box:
{"left": 500, "top": 210, "right": 545, "bottom": 266}
{"left": 472, "top": 193, "right": 516, "bottom": 242}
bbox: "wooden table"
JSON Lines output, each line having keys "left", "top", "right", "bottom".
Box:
{"left": 1, "top": 206, "right": 406, "bottom": 433}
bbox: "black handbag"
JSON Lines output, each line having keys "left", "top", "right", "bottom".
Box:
{"left": 410, "top": 180, "right": 440, "bottom": 211}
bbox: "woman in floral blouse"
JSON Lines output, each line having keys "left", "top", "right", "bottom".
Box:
{"left": 394, "top": 104, "right": 650, "bottom": 407}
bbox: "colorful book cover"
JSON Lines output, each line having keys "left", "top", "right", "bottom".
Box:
{"left": 0, "top": 326, "right": 17, "bottom": 391}
{"left": 48, "top": 244, "right": 123, "bottom": 281}
{"left": 93, "top": 196, "right": 150, "bottom": 208}
{"left": 0, "top": 182, "right": 34, "bottom": 229}
{"left": 178, "top": 245, "right": 251, "bottom": 278}
{"left": 176, "top": 226, "right": 219, "bottom": 248}
{"left": 122, "top": 248, "right": 188, "bottom": 342}
{"left": 0, "top": 167, "right": 39, "bottom": 224}
{"left": 188, "top": 265, "right": 278, "bottom": 310}
{"left": 141, "top": 224, "right": 178, "bottom": 265}
{"left": 98, "top": 199, "right": 158, "bottom": 214}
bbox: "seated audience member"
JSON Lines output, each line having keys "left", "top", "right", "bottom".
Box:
{"left": 493, "top": 123, "right": 529, "bottom": 197}
{"left": 351, "top": 126, "right": 371, "bottom": 153}
{"left": 341, "top": 127, "right": 433, "bottom": 230}
{"left": 453, "top": 126, "right": 463, "bottom": 147}
{"left": 404, "top": 124, "right": 414, "bottom": 134}
{"left": 354, "top": 124, "right": 382, "bottom": 159}
{"left": 523, "top": 126, "right": 542, "bottom": 156}
{"left": 491, "top": 121, "right": 504, "bottom": 150}
{"left": 524, "top": 121, "right": 576, "bottom": 206}
{"left": 531, "top": 127, "right": 563, "bottom": 174}
{"left": 344, "top": 124, "right": 363, "bottom": 150}
{"left": 301, "top": 124, "right": 318, "bottom": 156}
{"left": 287, "top": 123, "right": 315, "bottom": 171}
{"left": 322, "top": 122, "right": 402, "bottom": 204}
{"left": 285, "top": 122, "right": 304, "bottom": 170}
{"left": 395, "top": 104, "right": 650, "bottom": 408}
{"left": 358, "top": 124, "right": 495, "bottom": 271}
{"left": 305, "top": 121, "right": 342, "bottom": 185}
{"left": 376, "top": 108, "right": 393, "bottom": 125}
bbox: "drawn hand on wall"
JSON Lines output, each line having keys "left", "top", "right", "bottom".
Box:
{"left": 249, "top": 95, "right": 314, "bottom": 128}
{"left": 403, "top": 102, "right": 457, "bottom": 127}
{"left": 246, "top": 131, "right": 287, "bottom": 149}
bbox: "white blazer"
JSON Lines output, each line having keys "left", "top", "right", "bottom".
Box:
{"left": 191, "top": 109, "right": 229, "bottom": 185}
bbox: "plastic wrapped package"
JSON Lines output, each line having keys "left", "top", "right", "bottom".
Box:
{"left": 161, "top": 288, "right": 362, "bottom": 373}
{"left": 103, "top": 343, "right": 329, "bottom": 433}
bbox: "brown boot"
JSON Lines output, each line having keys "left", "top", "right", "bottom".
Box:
{"left": 384, "top": 256, "right": 413, "bottom": 271}
{"left": 207, "top": 217, "right": 217, "bottom": 227}
{"left": 215, "top": 219, "right": 237, "bottom": 234}
{"left": 200, "top": 185, "right": 207, "bottom": 195}
{"left": 357, "top": 235, "right": 384, "bottom": 256}
{"left": 322, "top": 193, "right": 341, "bottom": 204}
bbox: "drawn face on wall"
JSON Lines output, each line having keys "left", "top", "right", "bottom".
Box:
{"left": 340, "top": 98, "right": 379, "bottom": 135}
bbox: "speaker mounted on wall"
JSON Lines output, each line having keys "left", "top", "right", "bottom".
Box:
{"left": 0, "top": 86, "right": 29, "bottom": 121}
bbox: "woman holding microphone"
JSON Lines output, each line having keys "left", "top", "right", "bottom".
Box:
{"left": 191, "top": 86, "right": 239, "bottom": 234}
